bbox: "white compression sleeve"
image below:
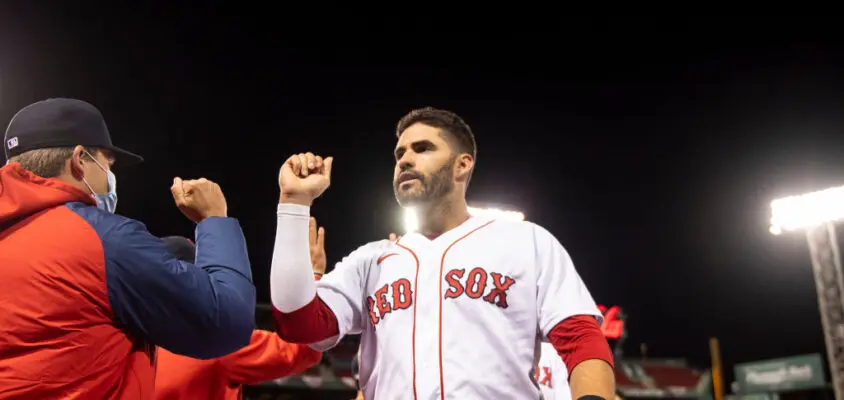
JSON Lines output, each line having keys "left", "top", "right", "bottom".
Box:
{"left": 270, "top": 203, "right": 318, "bottom": 313}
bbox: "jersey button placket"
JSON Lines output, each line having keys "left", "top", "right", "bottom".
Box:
{"left": 415, "top": 247, "right": 441, "bottom": 399}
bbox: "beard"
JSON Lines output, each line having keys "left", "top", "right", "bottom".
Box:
{"left": 394, "top": 158, "right": 455, "bottom": 208}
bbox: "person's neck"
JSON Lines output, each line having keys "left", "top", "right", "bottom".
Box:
{"left": 417, "top": 198, "right": 471, "bottom": 238}
{"left": 55, "top": 172, "right": 89, "bottom": 194}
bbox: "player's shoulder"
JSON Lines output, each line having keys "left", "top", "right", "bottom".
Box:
{"left": 488, "top": 217, "right": 535, "bottom": 231}
{"left": 523, "top": 221, "right": 556, "bottom": 240}
{"left": 347, "top": 238, "right": 398, "bottom": 260}
{"left": 488, "top": 218, "right": 553, "bottom": 239}
{"left": 66, "top": 201, "right": 148, "bottom": 242}
{"left": 487, "top": 219, "right": 567, "bottom": 251}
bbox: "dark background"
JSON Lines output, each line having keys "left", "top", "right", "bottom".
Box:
{"left": 3, "top": 7, "right": 843, "bottom": 383}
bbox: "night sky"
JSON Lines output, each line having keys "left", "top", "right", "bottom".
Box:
{"left": 3, "top": 8, "right": 843, "bottom": 383}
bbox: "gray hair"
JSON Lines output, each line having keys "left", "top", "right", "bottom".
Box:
{"left": 8, "top": 146, "right": 101, "bottom": 178}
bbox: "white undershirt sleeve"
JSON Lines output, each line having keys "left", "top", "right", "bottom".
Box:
{"left": 270, "top": 203, "right": 318, "bottom": 313}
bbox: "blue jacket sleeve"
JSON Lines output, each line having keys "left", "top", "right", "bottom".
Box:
{"left": 103, "top": 216, "right": 256, "bottom": 359}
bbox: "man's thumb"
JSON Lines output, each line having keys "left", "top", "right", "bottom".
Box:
{"left": 171, "top": 177, "right": 184, "bottom": 200}
{"left": 323, "top": 157, "right": 334, "bottom": 177}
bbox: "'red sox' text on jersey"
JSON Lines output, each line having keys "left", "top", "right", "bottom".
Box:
{"left": 309, "top": 214, "right": 603, "bottom": 400}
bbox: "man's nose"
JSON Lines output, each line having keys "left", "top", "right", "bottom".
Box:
{"left": 397, "top": 154, "right": 414, "bottom": 170}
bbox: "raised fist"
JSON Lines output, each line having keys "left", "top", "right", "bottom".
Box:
{"left": 170, "top": 177, "right": 228, "bottom": 223}
{"left": 279, "top": 152, "right": 334, "bottom": 206}
{"left": 309, "top": 217, "right": 326, "bottom": 275}
{"left": 388, "top": 233, "right": 402, "bottom": 241}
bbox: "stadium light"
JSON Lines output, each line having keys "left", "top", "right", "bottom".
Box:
{"left": 769, "top": 184, "right": 844, "bottom": 400}
{"left": 403, "top": 206, "right": 524, "bottom": 233}
{"left": 769, "top": 184, "right": 844, "bottom": 235}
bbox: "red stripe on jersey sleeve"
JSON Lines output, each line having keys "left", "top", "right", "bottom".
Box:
{"left": 272, "top": 295, "right": 340, "bottom": 343}
{"left": 548, "top": 315, "right": 615, "bottom": 377}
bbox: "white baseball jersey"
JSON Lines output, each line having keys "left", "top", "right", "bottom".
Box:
{"left": 312, "top": 215, "right": 601, "bottom": 400}
{"left": 536, "top": 342, "right": 571, "bottom": 400}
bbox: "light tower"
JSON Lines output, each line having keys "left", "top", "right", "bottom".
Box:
{"left": 770, "top": 185, "right": 844, "bottom": 400}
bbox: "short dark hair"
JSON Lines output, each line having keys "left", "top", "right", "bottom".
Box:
{"left": 395, "top": 107, "right": 477, "bottom": 160}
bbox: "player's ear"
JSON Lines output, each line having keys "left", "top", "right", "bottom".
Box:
{"left": 68, "top": 145, "right": 87, "bottom": 180}
{"left": 454, "top": 153, "right": 474, "bottom": 183}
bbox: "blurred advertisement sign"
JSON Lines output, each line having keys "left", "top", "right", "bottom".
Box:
{"left": 734, "top": 354, "right": 825, "bottom": 394}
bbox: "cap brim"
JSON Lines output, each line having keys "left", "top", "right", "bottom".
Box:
{"left": 108, "top": 145, "right": 144, "bottom": 166}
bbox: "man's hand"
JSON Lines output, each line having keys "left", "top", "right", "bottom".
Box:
{"left": 388, "top": 232, "right": 401, "bottom": 241}
{"left": 171, "top": 177, "right": 227, "bottom": 223}
{"left": 279, "top": 152, "right": 334, "bottom": 206}
{"left": 309, "top": 217, "right": 326, "bottom": 275}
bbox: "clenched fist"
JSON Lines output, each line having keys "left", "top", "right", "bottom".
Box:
{"left": 170, "top": 177, "right": 228, "bottom": 223}
{"left": 279, "top": 152, "right": 334, "bottom": 206}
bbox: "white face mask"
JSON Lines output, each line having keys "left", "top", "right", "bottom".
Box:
{"left": 80, "top": 150, "right": 118, "bottom": 213}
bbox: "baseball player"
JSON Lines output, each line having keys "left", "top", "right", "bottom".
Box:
{"left": 537, "top": 341, "right": 571, "bottom": 400}
{"left": 377, "top": 238, "right": 572, "bottom": 400}
{"left": 269, "top": 107, "right": 615, "bottom": 399}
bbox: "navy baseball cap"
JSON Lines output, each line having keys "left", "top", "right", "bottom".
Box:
{"left": 4, "top": 98, "right": 143, "bottom": 165}
{"left": 161, "top": 236, "right": 196, "bottom": 263}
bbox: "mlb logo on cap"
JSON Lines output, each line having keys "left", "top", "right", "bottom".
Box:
{"left": 6, "top": 137, "right": 18, "bottom": 150}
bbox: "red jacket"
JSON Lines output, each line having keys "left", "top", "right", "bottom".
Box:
{"left": 0, "top": 163, "right": 256, "bottom": 399}
{"left": 154, "top": 330, "right": 322, "bottom": 400}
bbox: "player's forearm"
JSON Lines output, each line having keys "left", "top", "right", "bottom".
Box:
{"left": 273, "top": 271, "right": 340, "bottom": 343}
{"left": 548, "top": 316, "right": 616, "bottom": 400}
{"left": 569, "top": 359, "right": 616, "bottom": 400}
{"left": 273, "top": 296, "right": 339, "bottom": 342}
{"left": 270, "top": 203, "right": 318, "bottom": 312}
